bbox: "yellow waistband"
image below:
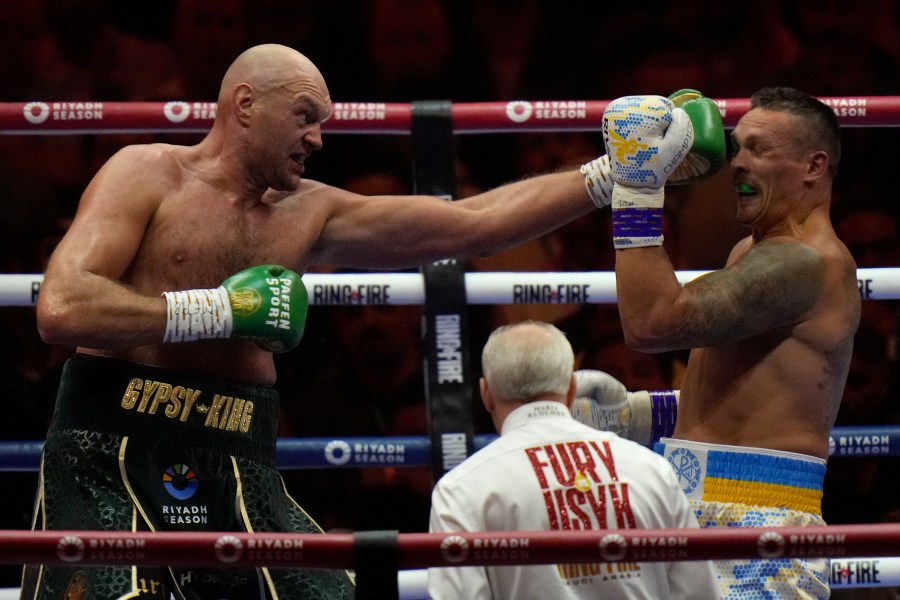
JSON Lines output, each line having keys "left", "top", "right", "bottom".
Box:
{"left": 703, "top": 477, "right": 822, "bottom": 516}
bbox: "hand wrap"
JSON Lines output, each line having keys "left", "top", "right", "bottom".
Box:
{"left": 163, "top": 264, "right": 308, "bottom": 353}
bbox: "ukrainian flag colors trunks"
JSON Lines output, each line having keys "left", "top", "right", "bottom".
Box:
{"left": 655, "top": 438, "right": 829, "bottom": 600}
{"left": 21, "top": 353, "right": 354, "bottom": 600}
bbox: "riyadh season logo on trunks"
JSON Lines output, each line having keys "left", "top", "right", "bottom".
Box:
{"left": 505, "top": 101, "right": 588, "bottom": 124}
{"left": 162, "top": 463, "right": 199, "bottom": 500}
{"left": 161, "top": 464, "right": 210, "bottom": 525}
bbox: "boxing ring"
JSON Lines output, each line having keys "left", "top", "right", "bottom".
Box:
{"left": 2, "top": 96, "right": 900, "bottom": 598}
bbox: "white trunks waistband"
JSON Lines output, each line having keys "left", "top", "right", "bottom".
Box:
{"left": 654, "top": 438, "right": 826, "bottom": 516}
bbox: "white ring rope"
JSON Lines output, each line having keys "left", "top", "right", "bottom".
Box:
{"left": 414, "top": 558, "right": 900, "bottom": 591}
{"left": 1, "top": 269, "right": 893, "bottom": 306}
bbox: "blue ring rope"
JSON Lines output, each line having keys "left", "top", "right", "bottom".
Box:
{"left": 0, "top": 426, "right": 894, "bottom": 471}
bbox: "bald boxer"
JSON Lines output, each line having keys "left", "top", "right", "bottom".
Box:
{"left": 428, "top": 321, "right": 716, "bottom": 600}
{"left": 579, "top": 88, "right": 861, "bottom": 599}
{"left": 30, "top": 43, "right": 718, "bottom": 599}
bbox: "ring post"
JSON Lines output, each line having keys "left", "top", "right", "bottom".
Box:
{"left": 353, "top": 529, "right": 400, "bottom": 599}
{"left": 412, "top": 100, "right": 476, "bottom": 484}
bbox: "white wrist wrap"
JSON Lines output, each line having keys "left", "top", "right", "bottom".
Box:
{"left": 611, "top": 184, "right": 665, "bottom": 249}
{"left": 625, "top": 391, "right": 654, "bottom": 446}
{"left": 163, "top": 287, "right": 233, "bottom": 343}
{"left": 580, "top": 155, "right": 613, "bottom": 209}
{"left": 628, "top": 390, "right": 680, "bottom": 446}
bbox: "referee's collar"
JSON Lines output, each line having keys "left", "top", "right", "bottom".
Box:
{"left": 501, "top": 399, "right": 572, "bottom": 435}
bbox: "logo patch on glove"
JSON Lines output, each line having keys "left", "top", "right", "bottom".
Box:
{"left": 228, "top": 289, "right": 262, "bottom": 317}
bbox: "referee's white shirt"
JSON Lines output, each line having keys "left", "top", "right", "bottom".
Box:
{"left": 428, "top": 400, "right": 717, "bottom": 600}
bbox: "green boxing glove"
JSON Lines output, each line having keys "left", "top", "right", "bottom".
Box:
{"left": 668, "top": 88, "right": 726, "bottom": 184}
{"left": 163, "top": 264, "right": 308, "bottom": 353}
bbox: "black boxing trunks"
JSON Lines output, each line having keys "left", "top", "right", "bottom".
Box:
{"left": 21, "top": 354, "right": 354, "bottom": 600}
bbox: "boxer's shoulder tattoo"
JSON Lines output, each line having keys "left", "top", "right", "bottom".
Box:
{"left": 682, "top": 240, "right": 824, "bottom": 344}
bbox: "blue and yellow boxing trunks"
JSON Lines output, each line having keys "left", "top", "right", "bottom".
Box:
{"left": 655, "top": 438, "right": 829, "bottom": 600}
{"left": 22, "top": 353, "right": 354, "bottom": 600}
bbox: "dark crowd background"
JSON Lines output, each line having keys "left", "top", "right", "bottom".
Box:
{"left": 1, "top": 0, "right": 899, "bottom": 593}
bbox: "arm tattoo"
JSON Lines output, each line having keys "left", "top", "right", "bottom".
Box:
{"left": 679, "top": 240, "right": 825, "bottom": 346}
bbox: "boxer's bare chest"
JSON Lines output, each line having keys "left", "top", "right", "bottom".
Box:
{"left": 131, "top": 185, "right": 314, "bottom": 290}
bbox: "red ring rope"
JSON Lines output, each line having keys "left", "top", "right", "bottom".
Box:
{"left": 0, "top": 97, "right": 893, "bottom": 135}
{"left": 7, "top": 524, "right": 900, "bottom": 569}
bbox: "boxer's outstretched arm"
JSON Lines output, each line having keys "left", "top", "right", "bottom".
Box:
{"left": 308, "top": 169, "right": 597, "bottom": 269}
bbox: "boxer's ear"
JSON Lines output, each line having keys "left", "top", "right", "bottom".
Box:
{"left": 233, "top": 83, "right": 255, "bottom": 126}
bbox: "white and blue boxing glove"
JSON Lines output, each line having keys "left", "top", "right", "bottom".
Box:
{"left": 571, "top": 369, "right": 679, "bottom": 447}
{"left": 580, "top": 89, "right": 724, "bottom": 210}
{"left": 602, "top": 95, "right": 693, "bottom": 248}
